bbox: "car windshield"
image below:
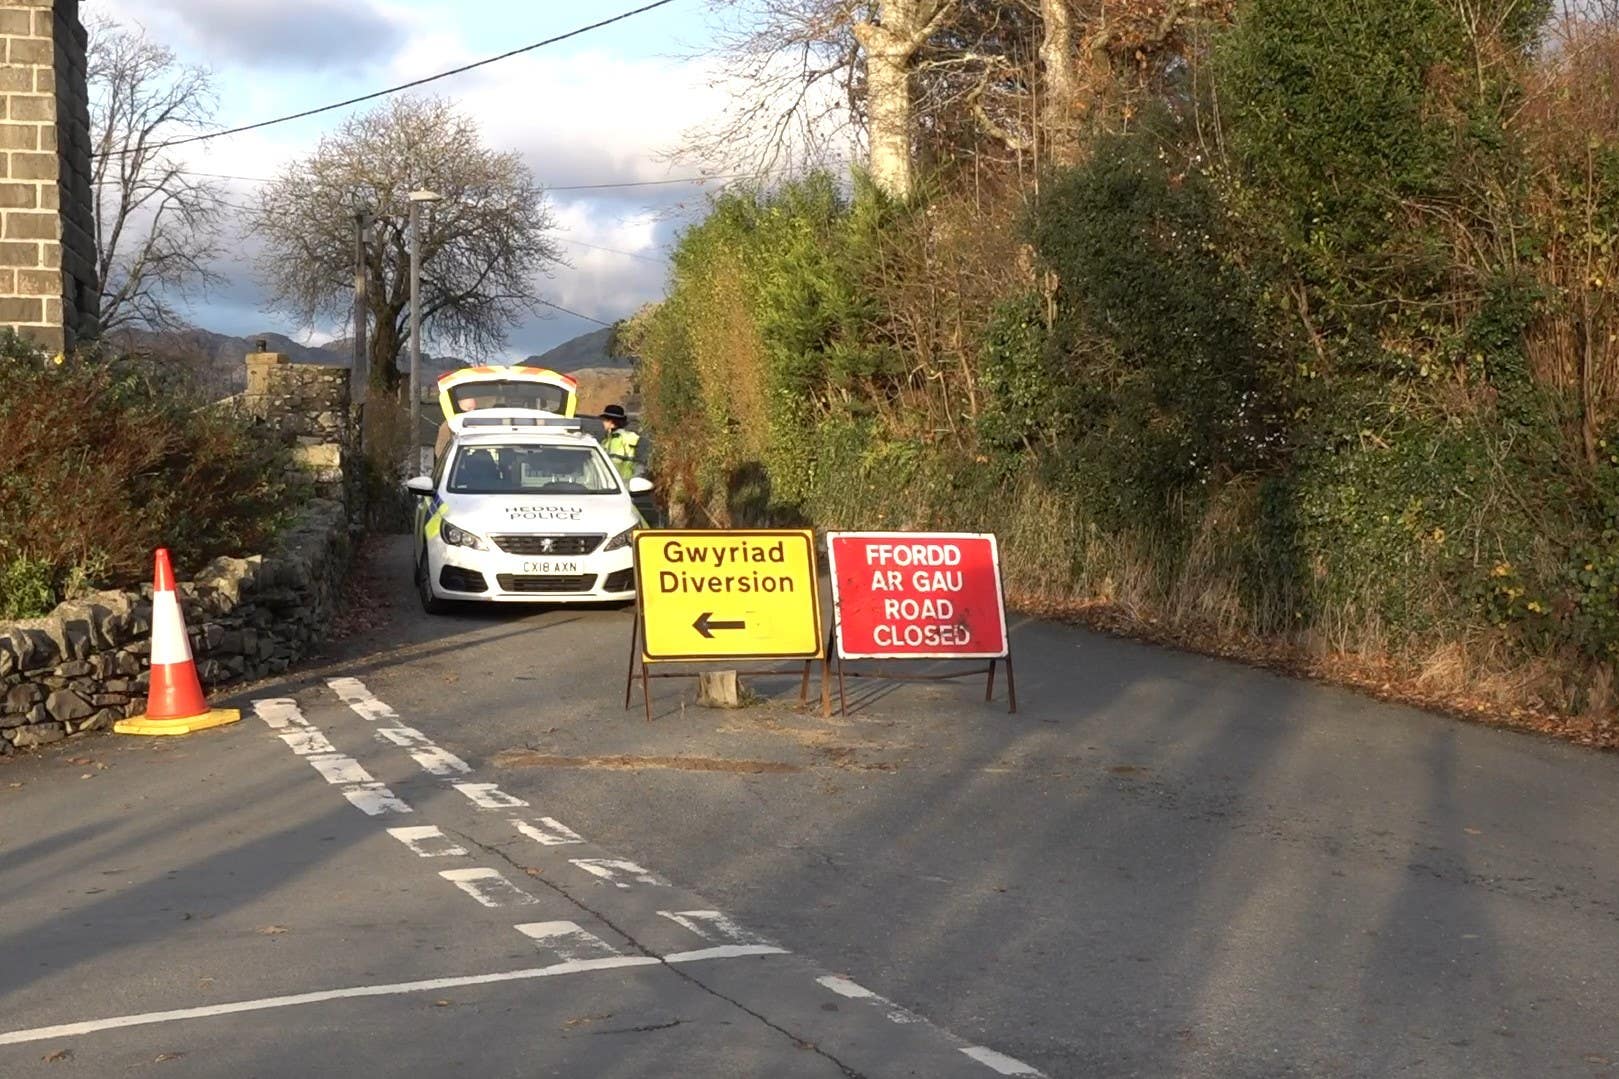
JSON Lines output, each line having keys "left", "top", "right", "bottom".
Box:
{"left": 448, "top": 444, "right": 619, "bottom": 495}
{"left": 451, "top": 380, "right": 570, "bottom": 415}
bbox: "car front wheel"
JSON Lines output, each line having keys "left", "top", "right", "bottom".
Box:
{"left": 417, "top": 552, "right": 451, "bottom": 615}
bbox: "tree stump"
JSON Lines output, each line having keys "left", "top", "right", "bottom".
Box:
{"left": 697, "top": 670, "right": 743, "bottom": 708}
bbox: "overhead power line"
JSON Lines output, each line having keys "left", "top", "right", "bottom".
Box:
{"left": 537, "top": 299, "right": 615, "bottom": 327}
{"left": 560, "top": 237, "right": 667, "bottom": 263}
{"left": 99, "top": 0, "right": 681, "bottom": 158}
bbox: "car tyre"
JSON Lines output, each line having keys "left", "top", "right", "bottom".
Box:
{"left": 417, "top": 552, "right": 451, "bottom": 615}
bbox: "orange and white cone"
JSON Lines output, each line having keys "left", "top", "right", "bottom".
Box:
{"left": 114, "top": 549, "right": 240, "bottom": 736}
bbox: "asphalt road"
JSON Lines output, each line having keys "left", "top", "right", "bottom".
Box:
{"left": 3, "top": 534, "right": 1617, "bottom": 1078}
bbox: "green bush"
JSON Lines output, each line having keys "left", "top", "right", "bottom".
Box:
{"left": 0, "top": 331, "right": 300, "bottom": 618}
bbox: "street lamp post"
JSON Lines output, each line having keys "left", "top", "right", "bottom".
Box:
{"left": 408, "top": 188, "right": 444, "bottom": 474}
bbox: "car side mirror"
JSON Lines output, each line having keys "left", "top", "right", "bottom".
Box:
{"left": 627, "top": 476, "right": 653, "bottom": 494}
{"left": 404, "top": 476, "right": 435, "bottom": 497}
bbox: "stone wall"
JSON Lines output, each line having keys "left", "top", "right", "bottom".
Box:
{"left": 0, "top": 355, "right": 358, "bottom": 755}
{"left": 0, "top": 0, "right": 96, "bottom": 352}
{"left": 0, "top": 502, "right": 351, "bottom": 753}
{"left": 242, "top": 350, "right": 364, "bottom": 513}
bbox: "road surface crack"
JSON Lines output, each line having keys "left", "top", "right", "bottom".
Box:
{"left": 585, "top": 1018, "right": 685, "bottom": 1036}
{"left": 446, "top": 827, "right": 867, "bottom": 1079}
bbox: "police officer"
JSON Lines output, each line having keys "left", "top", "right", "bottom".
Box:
{"left": 599, "top": 404, "right": 641, "bottom": 482}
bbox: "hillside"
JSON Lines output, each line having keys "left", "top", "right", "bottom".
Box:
{"left": 527, "top": 327, "right": 638, "bottom": 417}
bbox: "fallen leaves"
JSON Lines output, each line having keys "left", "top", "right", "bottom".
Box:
{"left": 256, "top": 925, "right": 288, "bottom": 935}
{"left": 43, "top": 1048, "right": 71, "bottom": 1062}
{"left": 155, "top": 1052, "right": 185, "bottom": 1063}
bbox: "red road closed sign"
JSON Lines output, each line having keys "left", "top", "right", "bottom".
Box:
{"left": 827, "top": 532, "right": 1008, "bottom": 660}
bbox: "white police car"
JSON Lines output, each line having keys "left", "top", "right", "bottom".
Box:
{"left": 405, "top": 410, "right": 652, "bottom": 614}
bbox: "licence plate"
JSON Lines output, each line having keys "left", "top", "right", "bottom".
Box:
{"left": 521, "top": 560, "right": 580, "bottom": 574}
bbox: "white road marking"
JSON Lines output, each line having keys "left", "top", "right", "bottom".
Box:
{"left": 818, "top": 975, "right": 878, "bottom": 1000}
{"left": 387, "top": 826, "right": 467, "bottom": 858}
{"left": 815, "top": 975, "right": 923, "bottom": 1025}
{"left": 959, "top": 1046, "right": 1045, "bottom": 1076}
{"left": 306, "top": 755, "right": 374, "bottom": 786}
{"left": 326, "top": 677, "right": 398, "bottom": 722}
{"left": 657, "top": 909, "right": 770, "bottom": 946}
{"left": 662, "top": 944, "right": 788, "bottom": 962}
{"left": 570, "top": 858, "right": 668, "bottom": 889}
{"left": 375, "top": 726, "right": 432, "bottom": 747}
{"left": 279, "top": 729, "right": 335, "bottom": 756}
{"left": 0, "top": 960, "right": 672, "bottom": 1047}
{"left": 340, "top": 783, "right": 412, "bottom": 816}
{"left": 453, "top": 782, "right": 528, "bottom": 810}
{"left": 511, "top": 817, "right": 584, "bottom": 847}
{"left": 514, "top": 921, "right": 625, "bottom": 963}
{"left": 438, "top": 867, "right": 539, "bottom": 908}
{"left": 251, "top": 699, "right": 309, "bottom": 729}
{"left": 404, "top": 745, "right": 471, "bottom": 777}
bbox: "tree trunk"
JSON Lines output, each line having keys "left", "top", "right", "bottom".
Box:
{"left": 1040, "top": 0, "right": 1079, "bottom": 168}
{"left": 864, "top": 31, "right": 914, "bottom": 197}
{"left": 854, "top": 2, "right": 953, "bottom": 199}
{"left": 370, "top": 305, "right": 403, "bottom": 393}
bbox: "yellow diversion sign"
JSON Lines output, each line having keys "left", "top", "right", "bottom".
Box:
{"left": 633, "top": 530, "right": 824, "bottom": 661}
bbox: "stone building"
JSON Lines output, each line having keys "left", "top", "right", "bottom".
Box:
{"left": 0, "top": 0, "right": 96, "bottom": 353}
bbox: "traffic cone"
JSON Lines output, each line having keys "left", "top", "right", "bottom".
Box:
{"left": 114, "top": 549, "right": 240, "bottom": 736}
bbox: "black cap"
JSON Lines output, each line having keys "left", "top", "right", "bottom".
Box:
{"left": 600, "top": 404, "right": 628, "bottom": 424}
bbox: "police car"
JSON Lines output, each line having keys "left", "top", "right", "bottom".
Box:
{"left": 405, "top": 410, "right": 652, "bottom": 614}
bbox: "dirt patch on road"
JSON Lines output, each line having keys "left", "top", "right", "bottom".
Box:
{"left": 493, "top": 750, "right": 801, "bottom": 774}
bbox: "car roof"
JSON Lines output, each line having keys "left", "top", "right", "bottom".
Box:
{"left": 451, "top": 428, "right": 599, "bottom": 447}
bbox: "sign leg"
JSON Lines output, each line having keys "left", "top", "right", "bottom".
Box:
{"left": 1005, "top": 653, "right": 1018, "bottom": 714}
{"left": 799, "top": 660, "right": 810, "bottom": 707}
{"left": 820, "top": 629, "right": 833, "bottom": 720}
{"left": 642, "top": 661, "right": 653, "bottom": 723}
{"left": 624, "top": 607, "right": 639, "bottom": 711}
{"left": 986, "top": 659, "right": 997, "bottom": 703}
{"left": 836, "top": 650, "right": 848, "bottom": 718}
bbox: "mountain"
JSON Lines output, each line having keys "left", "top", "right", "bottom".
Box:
{"left": 527, "top": 327, "right": 638, "bottom": 417}
{"left": 526, "top": 326, "right": 627, "bottom": 374}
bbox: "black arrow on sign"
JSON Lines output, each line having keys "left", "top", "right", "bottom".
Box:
{"left": 693, "top": 612, "right": 747, "bottom": 638}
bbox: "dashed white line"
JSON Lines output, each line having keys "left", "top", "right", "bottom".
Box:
{"left": 252, "top": 699, "right": 308, "bottom": 729}
{"left": 387, "top": 826, "right": 467, "bottom": 858}
{"left": 326, "top": 677, "right": 397, "bottom": 722}
{"left": 305, "top": 755, "right": 374, "bottom": 786}
{"left": 514, "top": 920, "right": 626, "bottom": 963}
{"left": 959, "top": 1046, "right": 1045, "bottom": 1076}
{"left": 453, "top": 782, "right": 528, "bottom": 810}
{"left": 438, "top": 867, "right": 539, "bottom": 908}
{"left": 279, "top": 729, "right": 335, "bottom": 756}
{"left": 511, "top": 817, "right": 584, "bottom": 847}
{"left": 657, "top": 910, "right": 770, "bottom": 946}
{"left": 570, "top": 858, "right": 668, "bottom": 889}
{"left": 339, "top": 783, "right": 411, "bottom": 816}
{"left": 403, "top": 745, "right": 471, "bottom": 777}
{"left": 815, "top": 975, "right": 922, "bottom": 1025}
{"left": 375, "top": 726, "right": 432, "bottom": 748}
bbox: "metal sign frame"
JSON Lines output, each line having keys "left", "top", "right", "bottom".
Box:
{"left": 825, "top": 531, "right": 1016, "bottom": 715}
{"left": 624, "top": 528, "right": 828, "bottom": 722}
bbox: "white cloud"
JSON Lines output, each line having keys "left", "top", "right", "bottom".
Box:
{"left": 101, "top": 4, "right": 804, "bottom": 357}
{"left": 90, "top": 0, "right": 409, "bottom": 73}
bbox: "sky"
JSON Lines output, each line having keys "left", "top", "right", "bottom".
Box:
{"left": 87, "top": 0, "right": 746, "bottom": 359}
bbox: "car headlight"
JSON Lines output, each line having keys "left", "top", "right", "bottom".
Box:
{"left": 441, "top": 521, "right": 487, "bottom": 550}
{"left": 603, "top": 526, "right": 636, "bottom": 552}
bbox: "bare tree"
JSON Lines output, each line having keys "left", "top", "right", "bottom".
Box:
{"left": 251, "top": 96, "right": 563, "bottom": 392}
{"left": 89, "top": 17, "right": 224, "bottom": 335}
{"left": 679, "top": 0, "right": 872, "bottom": 180}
